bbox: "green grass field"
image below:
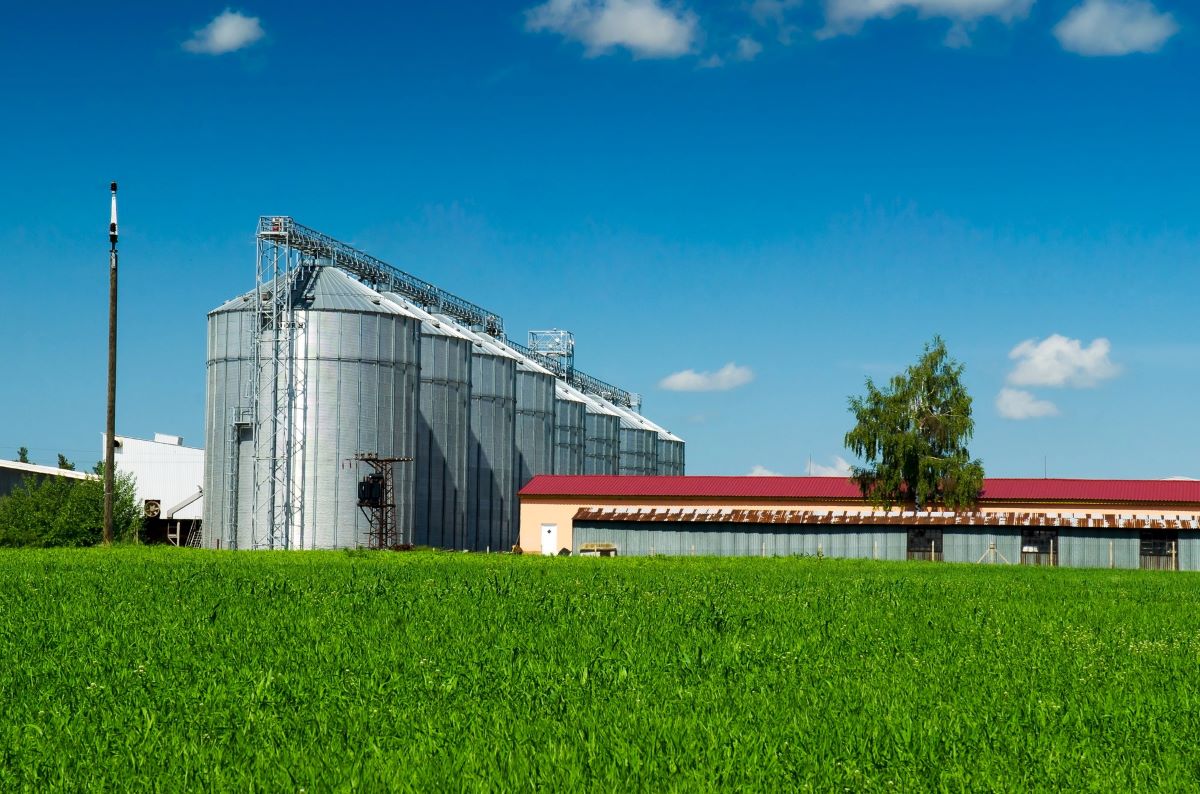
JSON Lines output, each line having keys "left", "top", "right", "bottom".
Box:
{"left": 3, "top": 549, "right": 1200, "bottom": 791}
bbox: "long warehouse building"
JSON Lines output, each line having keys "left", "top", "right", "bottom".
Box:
{"left": 519, "top": 475, "right": 1200, "bottom": 570}
{"left": 202, "top": 220, "right": 683, "bottom": 551}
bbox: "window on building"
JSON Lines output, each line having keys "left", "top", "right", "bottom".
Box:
{"left": 907, "top": 528, "right": 942, "bottom": 562}
{"left": 1139, "top": 532, "right": 1178, "bottom": 571}
{"left": 1021, "top": 529, "right": 1058, "bottom": 566}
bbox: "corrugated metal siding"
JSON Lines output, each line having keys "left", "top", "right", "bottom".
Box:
{"left": 1057, "top": 529, "right": 1140, "bottom": 569}
{"left": 575, "top": 522, "right": 901, "bottom": 559}
{"left": 617, "top": 427, "right": 658, "bottom": 476}
{"left": 514, "top": 368, "right": 556, "bottom": 533}
{"left": 467, "top": 345, "right": 516, "bottom": 551}
{"left": 202, "top": 308, "right": 256, "bottom": 550}
{"left": 584, "top": 410, "right": 619, "bottom": 475}
{"left": 412, "top": 331, "right": 471, "bottom": 550}
{"left": 552, "top": 394, "right": 586, "bottom": 476}
{"left": 299, "top": 307, "right": 420, "bottom": 549}
{"left": 656, "top": 437, "right": 685, "bottom": 476}
{"left": 943, "top": 529, "right": 1022, "bottom": 564}
{"left": 1177, "top": 532, "right": 1200, "bottom": 572}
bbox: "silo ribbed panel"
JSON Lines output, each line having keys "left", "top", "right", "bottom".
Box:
{"left": 617, "top": 427, "right": 658, "bottom": 475}
{"left": 552, "top": 384, "right": 587, "bottom": 476}
{"left": 514, "top": 366, "right": 556, "bottom": 494}
{"left": 412, "top": 331, "right": 471, "bottom": 550}
{"left": 656, "top": 437, "right": 686, "bottom": 476}
{"left": 467, "top": 344, "right": 517, "bottom": 551}
{"left": 203, "top": 305, "right": 256, "bottom": 549}
{"left": 300, "top": 306, "right": 420, "bottom": 549}
{"left": 584, "top": 409, "right": 620, "bottom": 475}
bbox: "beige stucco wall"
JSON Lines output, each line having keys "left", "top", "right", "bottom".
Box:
{"left": 518, "top": 495, "right": 1200, "bottom": 555}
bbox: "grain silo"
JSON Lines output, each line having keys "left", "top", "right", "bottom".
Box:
{"left": 446, "top": 320, "right": 517, "bottom": 551}
{"left": 614, "top": 410, "right": 684, "bottom": 476}
{"left": 591, "top": 396, "right": 659, "bottom": 476}
{"left": 381, "top": 293, "right": 472, "bottom": 550}
{"left": 203, "top": 267, "right": 420, "bottom": 549}
{"left": 208, "top": 217, "right": 684, "bottom": 551}
{"left": 551, "top": 382, "right": 588, "bottom": 476}
{"left": 202, "top": 294, "right": 256, "bottom": 547}
{"left": 582, "top": 394, "right": 621, "bottom": 475}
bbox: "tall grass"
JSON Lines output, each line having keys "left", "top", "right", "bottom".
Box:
{"left": 2, "top": 549, "right": 1198, "bottom": 790}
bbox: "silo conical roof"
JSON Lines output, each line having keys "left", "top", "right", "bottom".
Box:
{"left": 210, "top": 267, "right": 406, "bottom": 316}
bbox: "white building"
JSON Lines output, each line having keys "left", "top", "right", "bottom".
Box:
{"left": 106, "top": 433, "right": 204, "bottom": 545}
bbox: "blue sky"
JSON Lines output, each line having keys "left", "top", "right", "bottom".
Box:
{"left": 1, "top": 0, "right": 1196, "bottom": 478}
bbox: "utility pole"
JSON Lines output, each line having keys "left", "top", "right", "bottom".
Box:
{"left": 103, "top": 182, "right": 118, "bottom": 545}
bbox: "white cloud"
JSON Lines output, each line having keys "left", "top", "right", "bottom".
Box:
{"left": 996, "top": 388, "right": 1059, "bottom": 420}
{"left": 748, "top": 464, "right": 782, "bottom": 476}
{"left": 1006, "top": 334, "right": 1120, "bottom": 388}
{"left": 736, "top": 36, "right": 764, "bottom": 60}
{"left": 820, "top": 0, "right": 1033, "bottom": 37}
{"left": 526, "top": 0, "right": 698, "bottom": 58}
{"left": 659, "top": 362, "right": 754, "bottom": 392}
{"left": 806, "top": 456, "right": 853, "bottom": 477}
{"left": 1054, "top": 0, "right": 1178, "bottom": 56}
{"left": 183, "top": 9, "right": 264, "bottom": 55}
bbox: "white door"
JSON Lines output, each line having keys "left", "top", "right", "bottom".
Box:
{"left": 541, "top": 524, "right": 558, "bottom": 556}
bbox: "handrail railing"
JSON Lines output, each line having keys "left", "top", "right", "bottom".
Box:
{"left": 258, "top": 216, "right": 504, "bottom": 336}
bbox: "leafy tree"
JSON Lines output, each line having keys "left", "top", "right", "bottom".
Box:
{"left": 844, "top": 336, "right": 984, "bottom": 511}
{"left": 57, "top": 454, "right": 75, "bottom": 471}
{"left": 16, "top": 447, "right": 29, "bottom": 464}
{"left": 0, "top": 465, "right": 140, "bottom": 547}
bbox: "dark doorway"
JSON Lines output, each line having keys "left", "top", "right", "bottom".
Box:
{"left": 1140, "top": 532, "right": 1178, "bottom": 571}
{"left": 1021, "top": 529, "right": 1058, "bottom": 566}
{"left": 907, "top": 528, "right": 943, "bottom": 562}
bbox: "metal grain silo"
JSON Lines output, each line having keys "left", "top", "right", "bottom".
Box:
{"left": 622, "top": 412, "right": 685, "bottom": 476}
{"left": 445, "top": 320, "right": 517, "bottom": 552}
{"left": 504, "top": 350, "right": 556, "bottom": 488}
{"left": 202, "top": 292, "right": 256, "bottom": 549}
{"left": 486, "top": 338, "right": 557, "bottom": 539}
{"left": 552, "top": 382, "right": 588, "bottom": 476}
{"left": 381, "top": 293, "right": 472, "bottom": 551}
{"left": 591, "top": 396, "right": 659, "bottom": 476}
{"left": 204, "top": 268, "right": 420, "bottom": 550}
{"left": 656, "top": 433, "right": 685, "bottom": 475}
{"left": 582, "top": 394, "right": 621, "bottom": 475}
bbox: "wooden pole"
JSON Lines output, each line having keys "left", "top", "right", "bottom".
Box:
{"left": 1109, "top": 540, "right": 1114, "bottom": 569}
{"left": 103, "top": 181, "right": 119, "bottom": 546}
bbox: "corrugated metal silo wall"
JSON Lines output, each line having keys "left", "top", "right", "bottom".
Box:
{"left": 655, "top": 438, "right": 685, "bottom": 476}
{"left": 203, "top": 307, "right": 256, "bottom": 550}
{"left": 617, "top": 427, "right": 658, "bottom": 475}
{"left": 573, "top": 522, "right": 907, "bottom": 558}
{"left": 514, "top": 368, "right": 556, "bottom": 513}
{"left": 300, "top": 308, "right": 420, "bottom": 549}
{"left": 583, "top": 410, "right": 619, "bottom": 475}
{"left": 413, "top": 332, "right": 471, "bottom": 550}
{"left": 552, "top": 396, "right": 586, "bottom": 475}
{"left": 467, "top": 346, "right": 516, "bottom": 551}
{"left": 942, "top": 529, "right": 1022, "bottom": 564}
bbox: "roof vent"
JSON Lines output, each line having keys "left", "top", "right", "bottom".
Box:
{"left": 153, "top": 433, "right": 184, "bottom": 446}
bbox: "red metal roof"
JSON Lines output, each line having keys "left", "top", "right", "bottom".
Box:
{"left": 519, "top": 475, "right": 1200, "bottom": 505}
